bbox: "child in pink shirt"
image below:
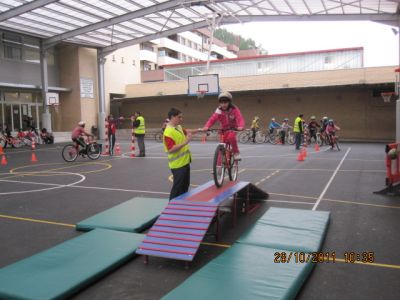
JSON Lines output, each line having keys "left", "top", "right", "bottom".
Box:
{"left": 203, "top": 91, "right": 245, "bottom": 160}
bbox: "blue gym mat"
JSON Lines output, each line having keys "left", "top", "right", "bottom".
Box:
{"left": 76, "top": 197, "right": 169, "bottom": 232}
{"left": 0, "top": 229, "right": 144, "bottom": 300}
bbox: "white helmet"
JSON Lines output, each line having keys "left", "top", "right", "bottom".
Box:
{"left": 78, "top": 121, "right": 85, "bottom": 126}
{"left": 218, "top": 91, "right": 232, "bottom": 102}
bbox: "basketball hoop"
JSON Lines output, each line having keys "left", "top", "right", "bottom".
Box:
{"left": 381, "top": 92, "right": 393, "bottom": 103}
{"left": 52, "top": 104, "right": 59, "bottom": 113}
{"left": 197, "top": 90, "right": 206, "bottom": 100}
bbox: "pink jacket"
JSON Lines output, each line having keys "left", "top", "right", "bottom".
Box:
{"left": 205, "top": 105, "right": 245, "bottom": 130}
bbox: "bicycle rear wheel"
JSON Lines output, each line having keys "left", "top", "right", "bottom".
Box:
{"left": 287, "top": 132, "right": 295, "bottom": 145}
{"left": 213, "top": 145, "right": 225, "bottom": 187}
{"left": 87, "top": 143, "right": 101, "bottom": 160}
{"left": 255, "top": 131, "right": 266, "bottom": 143}
{"left": 62, "top": 144, "right": 78, "bottom": 162}
{"left": 13, "top": 139, "right": 24, "bottom": 148}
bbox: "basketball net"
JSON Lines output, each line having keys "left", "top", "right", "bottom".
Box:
{"left": 53, "top": 105, "right": 59, "bottom": 113}
{"left": 381, "top": 92, "right": 393, "bottom": 103}
{"left": 197, "top": 91, "right": 206, "bottom": 100}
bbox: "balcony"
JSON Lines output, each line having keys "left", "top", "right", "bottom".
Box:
{"left": 141, "top": 69, "right": 164, "bottom": 83}
{"left": 139, "top": 49, "right": 157, "bottom": 64}
{"left": 158, "top": 56, "right": 182, "bottom": 66}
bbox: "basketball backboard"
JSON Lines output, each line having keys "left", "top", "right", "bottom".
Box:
{"left": 188, "top": 74, "right": 220, "bottom": 97}
{"left": 46, "top": 92, "right": 59, "bottom": 106}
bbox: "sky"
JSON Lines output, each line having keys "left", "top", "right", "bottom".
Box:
{"left": 222, "top": 21, "right": 399, "bottom": 67}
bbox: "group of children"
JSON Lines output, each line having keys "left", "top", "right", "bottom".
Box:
{"left": 1, "top": 124, "right": 54, "bottom": 148}
{"left": 251, "top": 115, "right": 340, "bottom": 145}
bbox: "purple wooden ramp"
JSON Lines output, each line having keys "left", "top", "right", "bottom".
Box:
{"left": 136, "top": 181, "right": 269, "bottom": 262}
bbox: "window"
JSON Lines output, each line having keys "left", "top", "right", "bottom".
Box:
{"left": 3, "top": 33, "right": 22, "bottom": 60}
{"left": 324, "top": 56, "right": 332, "bottom": 64}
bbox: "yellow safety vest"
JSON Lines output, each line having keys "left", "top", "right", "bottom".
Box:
{"left": 163, "top": 125, "right": 191, "bottom": 169}
{"left": 134, "top": 116, "right": 145, "bottom": 134}
{"left": 293, "top": 117, "right": 302, "bottom": 133}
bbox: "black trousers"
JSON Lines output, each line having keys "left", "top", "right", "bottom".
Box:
{"left": 170, "top": 164, "right": 190, "bottom": 200}
{"left": 135, "top": 134, "right": 145, "bottom": 156}
{"left": 108, "top": 133, "right": 115, "bottom": 153}
{"left": 295, "top": 132, "right": 302, "bottom": 149}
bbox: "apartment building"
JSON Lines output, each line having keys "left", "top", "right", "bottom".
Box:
{"left": 140, "top": 29, "right": 237, "bottom": 82}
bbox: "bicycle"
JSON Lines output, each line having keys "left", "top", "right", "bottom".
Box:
{"left": 154, "top": 131, "right": 163, "bottom": 143}
{"left": 62, "top": 136, "right": 102, "bottom": 162}
{"left": 0, "top": 133, "right": 24, "bottom": 148}
{"left": 238, "top": 129, "right": 252, "bottom": 144}
{"left": 326, "top": 133, "right": 340, "bottom": 151}
{"left": 208, "top": 129, "right": 239, "bottom": 188}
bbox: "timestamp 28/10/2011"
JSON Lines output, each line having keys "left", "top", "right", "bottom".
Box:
{"left": 274, "top": 251, "right": 375, "bottom": 264}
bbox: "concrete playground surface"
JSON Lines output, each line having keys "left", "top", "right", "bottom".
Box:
{"left": 0, "top": 140, "right": 399, "bottom": 300}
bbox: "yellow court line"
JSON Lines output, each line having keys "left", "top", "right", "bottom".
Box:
{"left": 6, "top": 161, "right": 112, "bottom": 179}
{"left": 0, "top": 214, "right": 75, "bottom": 228}
{"left": 322, "top": 198, "right": 400, "bottom": 209}
{"left": 201, "top": 241, "right": 231, "bottom": 248}
{"left": 269, "top": 192, "right": 318, "bottom": 200}
{"left": 335, "top": 258, "right": 400, "bottom": 269}
{"left": 1, "top": 214, "right": 399, "bottom": 269}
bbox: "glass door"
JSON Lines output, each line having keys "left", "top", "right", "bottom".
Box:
{"left": 4, "top": 104, "right": 12, "bottom": 131}
{"left": 13, "top": 104, "right": 21, "bottom": 131}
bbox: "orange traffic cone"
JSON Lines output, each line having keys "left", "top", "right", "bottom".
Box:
{"left": 301, "top": 148, "right": 307, "bottom": 157}
{"left": 314, "top": 144, "right": 320, "bottom": 151}
{"left": 297, "top": 152, "right": 305, "bottom": 161}
{"left": 31, "top": 140, "right": 36, "bottom": 150}
{"left": 130, "top": 145, "right": 136, "bottom": 158}
{"left": 115, "top": 143, "right": 121, "bottom": 155}
{"left": 0, "top": 145, "right": 4, "bottom": 155}
{"left": 1, "top": 155, "right": 7, "bottom": 165}
{"left": 31, "top": 152, "right": 38, "bottom": 163}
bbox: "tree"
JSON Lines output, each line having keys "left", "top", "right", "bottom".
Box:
{"left": 214, "top": 28, "right": 263, "bottom": 51}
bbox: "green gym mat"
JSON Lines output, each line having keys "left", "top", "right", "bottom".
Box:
{"left": 162, "top": 243, "right": 314, "bottom": 300}
{"left": 238, "top": 207, "right": 330, "bottom": 252}
{"left": 76, "top": 197, "right": 169, "bottom": 232}
{"left": 0, "top": 229, "right": 144, "bottom": 300}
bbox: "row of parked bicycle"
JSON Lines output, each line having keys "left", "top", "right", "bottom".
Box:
{"left": 238, "top": 129, "right": 337, "bottom": 146}
{"left": 0, "top": 130, "right": 54, "bottom": 148}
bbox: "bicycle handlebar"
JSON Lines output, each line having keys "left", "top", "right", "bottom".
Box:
{"left": 202, "top": 128, "right": 241, "bottom": 133}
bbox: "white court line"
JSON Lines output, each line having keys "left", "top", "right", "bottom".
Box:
{"left": 267, "top": 199, "right": 314, "bottom": 205}
{"left": 69, "top": 185, "right": 169, "bottom": 195}
{"left": 312, "top": 147, "right": 351, "bottom": 211}
{"left": 0, "top": 171, "right": 85, "bottom": 195}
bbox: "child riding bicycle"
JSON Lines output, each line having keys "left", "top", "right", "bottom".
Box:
{"left": 71, "top": 121, "right": 94, "bottom": 156}
{"left": 202, "top": 91, "right": 245, "bottom": 160}
{"left": 325, "top": 119, "right": 340, "bottom": 149}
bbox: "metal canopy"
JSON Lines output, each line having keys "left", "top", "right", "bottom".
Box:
{"left": 0, "top": 0, "right": 399, "bottom": 54}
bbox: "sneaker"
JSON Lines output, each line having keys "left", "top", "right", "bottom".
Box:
{"left": 234, "top": 153, "right": 241, "bottom": 161}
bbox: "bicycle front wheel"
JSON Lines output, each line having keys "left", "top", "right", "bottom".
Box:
{"left": 62, "top": 144, "right": 78, "bottom": 162}
{"left": 269, "top": 134, "right": 278, "bottom": 145}
{"left": 87, "top": 143, "right": 101, "bottom": 160}
{"left": 228, "top": 156, "right": 238, "bottom": 182}
{"left": 238, "top": 131, "right": 250, "bottom": 144}
{"left": 155, "top": 132, "right": 163, "bottom": 143}
{"left": 213, "top": 145, "right": 225, "bottom": 187}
